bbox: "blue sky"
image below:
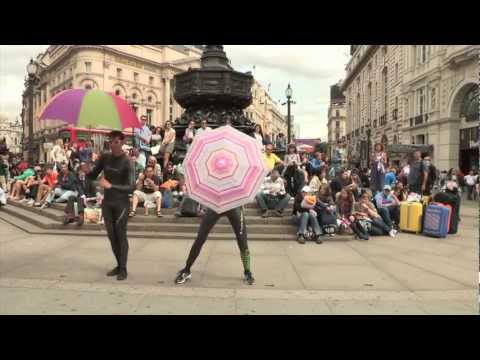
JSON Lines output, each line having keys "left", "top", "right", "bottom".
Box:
{"left": 0, "top": 45, "right": 350, "bottom": 139}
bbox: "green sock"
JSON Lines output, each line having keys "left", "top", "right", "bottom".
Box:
{"left": 240, "top": 249, "right": 251, "bottom": 273}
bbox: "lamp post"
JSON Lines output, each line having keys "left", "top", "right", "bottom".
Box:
{"left": 283, "top": 83, "right": 295, "bottom": 144}
{"left": 25, "top": 59, "right": 39, "bottom": 165}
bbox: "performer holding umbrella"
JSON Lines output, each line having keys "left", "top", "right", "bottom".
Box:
{"left": 38, "top": 89, "right": 141, "bottom": 280}
{"left": 175, "top": 124, "right": 268, "bottom": 285}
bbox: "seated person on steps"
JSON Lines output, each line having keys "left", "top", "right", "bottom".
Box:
{"left": 255, "top": 169, "right": 291, "bottom": 218}
{"left": 129, "top": 165, "right": 163, "bottom": 217}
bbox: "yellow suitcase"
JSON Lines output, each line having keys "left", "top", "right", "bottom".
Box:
{"left": 399, "top": 201, "right": 423, "bottom": 234}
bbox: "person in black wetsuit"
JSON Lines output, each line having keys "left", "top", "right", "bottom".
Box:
{"left": 87, "top": 131, "right": 135, "bottom": 281}
{"left": 174, "top": 206, "right": 254, "bottom": 285}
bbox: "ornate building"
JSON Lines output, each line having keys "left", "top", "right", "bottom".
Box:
{"left": 327, "top": 81, "right": 347, "bottom": 160}
{"left": 0, "top": 114, "right": 23, "bottom": 154}
{"left": 342, "top": 45, "right": 479, "bottom": 171}
{"left": 244, "top": 80, "right": 287, "bottom": 143}
{"left": 21, "top": 45, "right": 203, "bottom": 158}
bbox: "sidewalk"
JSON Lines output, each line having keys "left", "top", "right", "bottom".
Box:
{"left": 0, "top": 200, "right": 478, "bottom": 314}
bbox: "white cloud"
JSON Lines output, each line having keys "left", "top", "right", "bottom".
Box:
{"left": 0, "top": 45, "right": 49, "bottom": 121}
{"left": 225, "top": 45, "right": 349, "bottom": 140}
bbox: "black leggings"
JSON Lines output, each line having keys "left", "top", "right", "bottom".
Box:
{"left": 184, "top": 207, "right": 250, "bottom": 273}
{"left": 102, "top": 200, "right": 129, "bottom": 270}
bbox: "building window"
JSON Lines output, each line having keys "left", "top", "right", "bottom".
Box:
{"left": 431, "top": 88, "right": 436, "bottom": 110}
{"left": 117, "top": 68, "right": 122, "bottom": 78}
{"left": 419, "top": 88, "right": 425, "bottom": 115}
{"left": 395, "top": 63, "right": 398, "bottom": 81}
{"left": 149, "top": 76, "right": 154, "bottom": 85}
{"left": 411, "top": 136, "right": 415, "bottom": 144}
{"left": 335, "top": 110, "right": 340, "bottom": 117}
{"left": 85, "top": 62, "right": 91, "bottom": 73}
{"left": 146, "top": 109, "right": 153, "bottom": 125}
{"left": 134, "top": 72, "right": 139, "bottom": 82}
{"left": 131, "top": 105, "right": 138, "bottom": 115}
{"left": 148, "top": 96, "right": 152, "bottom": 103}
{"left": 85, "top": 84, "right": 92, "bottom": 90}
{"left": 115, "top": 90, "right": 121, "bottom": 96}
{"left": 336, "top": 121, "right": 340, "bottom": 128}
{"left": 460, "top": 85, "right": 479, "bottom": 122}
{"left": 132, "top": 93, "right": 137, "bottom": 100}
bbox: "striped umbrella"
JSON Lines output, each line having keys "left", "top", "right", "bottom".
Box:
{"left": 38, "top": 89, "right": 141, "bottom": 130}
{"left": 183, "top": 125, "right": 268, "bottom": 214}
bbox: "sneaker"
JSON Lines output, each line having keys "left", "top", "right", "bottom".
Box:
{"left": 315, "top": 235, "right": 323, "bottom": 244}
{"left": 261, "top": 210, "right": 268, "bottom": 218}
{"left": 243, "top": 271, "right": 255, "bottom": 285}
{"left": 117, "top": 268, "right": 128, "bottom": 281}
{"left": 27, "top": 199, "right": 34, "bottom": 206}
{"left": 63, "top": 216, "right": 73, "bottom": 225}
{"left": 106, "top": 267, "right": 120, "bottom": 277}
{"left": 20, "top": 198, "right": 29, "bottom": 203}
{"left": 33, "top": 202, "right": 41, "bottom": 207}
{"left": 175, "top": 269, "right": 192, "bottom": 284}
{"left": 389, "top": 229, "right": 397, "bottom": 237}
{"left": 274, "top": 210, "right": 283, "bottom": 217}
{"left": 40, "top": 202, "right": 50, "bottom": 210}
{"left": 296, "top": 234, "right": 306, "bottom": 244}
{"left": 329, "top": 233, "right": 335, "bottom": 237}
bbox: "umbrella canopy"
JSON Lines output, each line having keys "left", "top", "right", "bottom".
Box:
{"left": 297, "top": 144, "right": 314, "bottom": 153}
{"left": 183, "top": 125, "right": 268, "bottom": 214}
{"left": 38, "top": 89, "right": 141, "bottom": 130}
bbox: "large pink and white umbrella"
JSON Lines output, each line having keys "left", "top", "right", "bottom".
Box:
{"left": 183, "top": 125, "right": 268, "bottom": 214}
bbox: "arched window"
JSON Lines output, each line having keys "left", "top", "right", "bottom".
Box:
{"left": 85, "top": 84, "right": 92, "bottom": 90}
{"left": 115, "top": 90, "right": 121, "bottom": 96}
{"left": 461, "top": 85, "right": 479, "bottom": 122}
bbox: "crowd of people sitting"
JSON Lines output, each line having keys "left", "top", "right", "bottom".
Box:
{"left": 0, "top": 122, "right": 478, "bottom": 242}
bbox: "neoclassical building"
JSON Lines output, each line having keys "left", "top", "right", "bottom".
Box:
{"left": 21, "top": 45, "right": 203, "bottom": 158}
{"left": 342, "top": 45, "right": 479, "bottom": 171}
{"left": 327, "top": 82, "right": 347, "bottom": 159}
{"left": 245, "top": 79, "right": 287, "bottom": 143}
{"left": 0, "top": 114, "right": 23, "bottom": 154}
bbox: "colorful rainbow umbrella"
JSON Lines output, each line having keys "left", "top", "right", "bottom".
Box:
{"left": 38, "top": 89, "right": 141, "bottom": 130}
{"left": 183, "top": 125, "right": 268, "bottom": 214}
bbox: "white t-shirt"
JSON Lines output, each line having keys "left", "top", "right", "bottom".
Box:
{"left": 464, "top": 174, "right": 477, "bottom": 186}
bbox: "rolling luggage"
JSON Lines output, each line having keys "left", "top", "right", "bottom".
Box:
{"left": 422, "top": 203, "right": 451, "bottom": 238}
{"left": 433, "top": 191, "right": 460, "bottom": 234}
{"left": 399, "top": 201, "right": 423, "bottom": 233}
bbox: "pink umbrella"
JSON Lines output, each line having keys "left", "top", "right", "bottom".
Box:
{"left": 183, "top": 125, "right": 268, "bottom": 214}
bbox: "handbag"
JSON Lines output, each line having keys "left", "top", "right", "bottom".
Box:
{"left": 151, "top": 145, "right": 161, "bottom": 156}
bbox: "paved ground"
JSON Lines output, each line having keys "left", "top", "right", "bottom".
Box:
{"left": 0, "top": 200, "right": 478, "bottom": 315}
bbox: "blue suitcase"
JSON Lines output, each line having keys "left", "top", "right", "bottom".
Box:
{"left": 422, "top": 203, "right": 451, "bottom": 238}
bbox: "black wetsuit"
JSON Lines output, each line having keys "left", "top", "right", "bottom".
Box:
{"left": 183, "top": 207, "right": 251, "bottom": 275}
{"left": 87, "top": 153, "right": 134, "bottom": 271}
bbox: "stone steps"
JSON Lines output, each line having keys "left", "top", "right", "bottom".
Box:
{"left": 6, "top": 200, "right": 296, "bottom": 225}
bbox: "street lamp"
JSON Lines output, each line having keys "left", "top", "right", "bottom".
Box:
{"left": 282, "top": 83, "right": 295, "bottom": 144}
{"left": 25, "top": 59, "right": 39, "bottom": 165}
